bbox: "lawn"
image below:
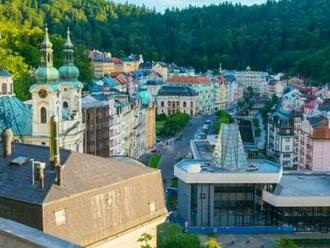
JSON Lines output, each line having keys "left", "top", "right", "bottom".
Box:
{"left": 148, "top": 153, "right": 161, "bottom": 169}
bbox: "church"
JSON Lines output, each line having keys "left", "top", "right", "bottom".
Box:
{"left": 0, "top": 27, "right": 85, "bottom": 152}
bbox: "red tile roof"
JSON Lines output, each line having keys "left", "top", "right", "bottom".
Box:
{"left": 112, "top": 57, "right": 123, "bottom": 64}
{"left": 168, "top": 76, "right": 209, "bottom": 84}
{"left": 311, "top": 123, "right": 330, "bottom": 139}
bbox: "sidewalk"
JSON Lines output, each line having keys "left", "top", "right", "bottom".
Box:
{"left": 200, "top": 233, "right": 330, "bottom": 248}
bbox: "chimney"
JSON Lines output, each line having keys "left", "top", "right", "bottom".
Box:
{"left": 35, "top": 162, "right": 45, "bottom": 189}
{"left": 2, "top": 128, "right": 13, "bottom": 158}
{"left": 49, "top": 115, "right": 60, "bottom": 170}
{"left": 49, "top": 115, "right": 63, "bottom": 186}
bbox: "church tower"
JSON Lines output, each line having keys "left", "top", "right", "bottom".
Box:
{"left": 30, "top": 26, "right": 62, "bottom": 137}
{"left": 58, "top": 27, "right": 83, "bottom": 121}
{"left": 29, "top": 26, "right": 85, "bottom": 152}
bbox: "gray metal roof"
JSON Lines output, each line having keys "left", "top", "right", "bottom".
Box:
{"left": 0, "top": 142, "right": 157, "bottom": 205}
{"left": 158, "top": 85, "right": 197, "bottom": 97}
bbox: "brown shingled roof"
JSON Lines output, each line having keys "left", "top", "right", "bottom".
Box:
{"left": 168, "top": 76, "right": 209, "bottom": 84}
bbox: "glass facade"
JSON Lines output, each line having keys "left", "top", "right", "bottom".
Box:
{"left": 213, "top": 184, "right": 270, "bottom": 226}
{"left": 188, "top": 183, "right": 330, "bottom": 232}
{"left": 268, "top": 204, "right": 330, "bottom": 232}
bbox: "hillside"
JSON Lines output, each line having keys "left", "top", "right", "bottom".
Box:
{"left": 1, "top": 0, "right": 330, "bottom": 99}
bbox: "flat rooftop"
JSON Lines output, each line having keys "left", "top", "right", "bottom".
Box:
{"left": 177, "top": 159, "right": 281, "bottom": 174}
{"left": 275, "top": 173, "right": 330, "bottom": 197}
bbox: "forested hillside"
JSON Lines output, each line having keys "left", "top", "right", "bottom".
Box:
{"left": 1, "top": 0, "right": 330, "bottom": 99}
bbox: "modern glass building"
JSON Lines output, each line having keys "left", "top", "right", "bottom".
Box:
{"left": 175, "top": 123, "right": 330, "bottom": 233}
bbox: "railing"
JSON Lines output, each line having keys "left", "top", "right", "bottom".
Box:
{"left": 187, "top": 226, "right": 295, "bottom": 234}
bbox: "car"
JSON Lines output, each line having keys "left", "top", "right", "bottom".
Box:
{"left": 205, "top": 120, "right": 212, "bottom": 124}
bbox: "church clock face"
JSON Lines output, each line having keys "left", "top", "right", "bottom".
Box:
{"left": 38, "top": 88, "right": 48, "bottom": 98}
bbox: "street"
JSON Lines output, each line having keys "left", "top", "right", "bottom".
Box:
{"left": 157, "top": 114, "right": 216, "bottom": 188}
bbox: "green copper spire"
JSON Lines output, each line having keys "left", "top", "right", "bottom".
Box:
{"left": 35, "top": 25, "right": 59, "bottom": 84}
{"left": 59, "top": 27, "right": 79, "bottom": 82}
{"left": 64, "top": 27, "right": 73, "bottom": 50}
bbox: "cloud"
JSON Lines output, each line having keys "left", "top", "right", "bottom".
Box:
{"left": 112, "top": 0, "right": 266, "bottom": 11}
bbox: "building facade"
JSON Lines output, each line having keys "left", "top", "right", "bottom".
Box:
{"left": 89, "top": 50, "right": 143, "bottom": 78}
{"left": 156, "top": 85, "right": 198, "bottom": 116}
{"left": 296, "top": 115, "right": 330, "bottom": 171}
{"left": 176, "top": 123, "right": 330, "bottom": 233}
{"left": 167, "top": 76, "right": 214, "bottom": 114}
{"left": 267, "top": 107, "right": 296, "bottom": 169}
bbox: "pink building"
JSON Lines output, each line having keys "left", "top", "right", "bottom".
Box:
{"left": 297, "top": 115, "right": 330, "bottom": 171}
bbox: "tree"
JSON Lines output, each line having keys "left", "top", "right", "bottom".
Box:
{"left": 138, "top": 233, "right": 152, "bottom": 248}
{"left": 214, "top": 111, "right": 233, "bottom": 133}
{"left": 272, "top": 238, "right": 300, "bottom": 248}
{"left": 157, "top": 223, "right": 201, "bottom": 248}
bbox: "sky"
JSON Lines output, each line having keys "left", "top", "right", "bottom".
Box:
{"left": 112, "top": 0, "right": 267, "bottom": 11}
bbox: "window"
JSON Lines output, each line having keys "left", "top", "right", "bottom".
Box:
{"left": 2, "top": 83, "right": 7, "bottom": 94}
{"left": 149, "top": 201, "right": 156, "bottom": 213}
{"left": 161, "top": 101, "right": 164, "bottom": 107}
{"left": 54, "top": 209, "right": 66, "bottom": 226}
{"left": 63, "top": 101, "right": 69, "bottom": 109}
{"left": 183, "top": 101, "right": 187, "bottom": 107}
{"left": 285, "top": 145, "right": 290, "bottom": 151}
{"left": 40, "top": 107, "right": 47, "bottom": 123}
{"left": 283, "top": 153, "right": 291, "bottom": 158}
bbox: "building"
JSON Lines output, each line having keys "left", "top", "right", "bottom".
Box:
{"left": 222, "top": 67, "right": 269, "bottom": 95}
{"left": 297, "top": 114, "right": 330, "bottom": 171}
{"left": 140, "top": 62, "right": 169, "bottom": 80}
{"left": 83, "top": 84, "right": 155, "bottom": 158}
{"left": 137, "top": 85, "right": 156, "bottom": 150}
{"left": 82, "top": 94, "right": 115, "bottom": 157}
{"left": 156, "top": 85, "right": 198, "bottom": 116}
{"left": 214, "top": 75, "right": 243, "bottom": 110}
{"left": 175, "top": 123, "right": 330, "bottom": 233}
{"left": 0, "top": 128, "right": 167, "bottom": 247}
{"left": 145, "top": 79, "right": 164, "bottom": 102}
{"left": 89, "top": 50, "right": 143, "bottom": 78}
{"left": 267, "top": 105, "right": 296, "bottom": 169}
{"left": 0, "top": 28, "right": 85, "bottom": 152}
{"left": 167, "top": 76, "right": 214, "bottom": 114}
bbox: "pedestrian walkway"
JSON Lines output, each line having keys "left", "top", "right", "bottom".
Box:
{"left": 200, "top": 233, "right": 330, "bottom": 248}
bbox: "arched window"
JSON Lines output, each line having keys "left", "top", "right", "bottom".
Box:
{"left": 40, "top": 107, "right": 47, "bottom": 124}
{"left": 2, "top": 83, "right": 7, "bottom": 94}
{"left": 63, "top": 101, "right": 69, "bottom": 109}
{"left": 161, "top": 101, "right": 164, "bottom": 107}
{"left": 183, "top": 101, "right": 187, "bottom": 107}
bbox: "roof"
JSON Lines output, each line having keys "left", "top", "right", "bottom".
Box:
{"left": 0, "top": 218, "right": 79, "bottom": 248}
{"left": 0, "top": 142, "right": 158, "bottom": 205}
{"left": 146, "top": 79, "right": 164, "bottom": 86}
{"left": 0, "top": 96, "right": 32, "bottom": 136}
{"left": 167, "top": 76, "right": 209, "bottom": 84}
{"left": 274, "top": 173, "right": 330, "bottom": 197}
{"left": 213, "top": 124, "right": 247, "bottom": 170}
{"left": 311, "top": 122, "right": 330, "bottom": 139}
{"left": 307, "top": 115, "right": 328, "bottom": 128}
{"left": 0, "top": 69, "right": 11, "bottom": 77}
{"left": 157, "top": 85, "right": 197, "bottom": 97}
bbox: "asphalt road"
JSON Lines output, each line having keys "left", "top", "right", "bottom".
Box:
{"left": 157, "top": 114, "right": 216, "bottom": 188}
